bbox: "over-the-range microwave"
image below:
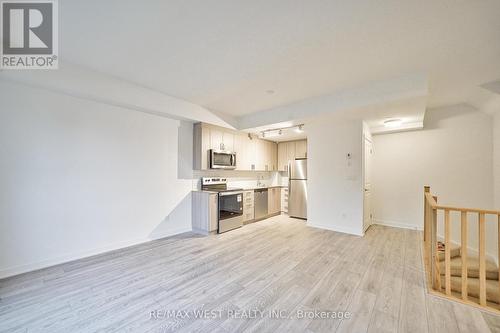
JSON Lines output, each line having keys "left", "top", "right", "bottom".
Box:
{"left": 209, "top": 149, "right": 237, "bottom": 169}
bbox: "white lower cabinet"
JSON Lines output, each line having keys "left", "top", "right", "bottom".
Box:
{"left": 192, "top": 191, "right": 218, "bottom": 234}
{"left": 268, "top": 187, "right": 281, "bottom": 215}
{"left": 281, "top": 187, "right": 288, "bottom": 213}
{"left": 243, "top": 190, "right": 255, "bottom": 222}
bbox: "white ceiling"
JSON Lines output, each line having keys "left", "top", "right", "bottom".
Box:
{"left": 353, "top": 97, "right": 427, "bottom": 135}
{"left": 58, "top": 0, "right": 500, "bottom": 122}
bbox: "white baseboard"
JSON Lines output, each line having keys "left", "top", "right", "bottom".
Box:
{"left": 373, "top": 219, "right": 423, "bottom": 231}
{"left": 0, "top": 226, "right": 192, "bottom": 280}
{"left": 307, "top": 222, "right": 363, "bottom": 237}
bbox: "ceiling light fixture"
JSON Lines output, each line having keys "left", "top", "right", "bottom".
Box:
{"left": 259, "top": 124, "right": 305, "bottom": 138}
{"left": 383, "top": 119, "right": 403, "bottom": 128}
{"left": 264, "top": 130, "right": 281, "bottom": 138}
{"left": 266, "top": 90, "right": 275, "bottom": 95}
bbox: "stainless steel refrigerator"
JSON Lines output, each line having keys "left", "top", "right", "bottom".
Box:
{"left": 289, "top": 159, "right": 307, "bottom": 219}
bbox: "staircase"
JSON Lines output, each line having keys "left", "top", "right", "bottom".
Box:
{"left": 423, "top": 186, "right": 500, "bottom": 312}
{"left": 437, "top": 243, "right": 500, "bottom": 306}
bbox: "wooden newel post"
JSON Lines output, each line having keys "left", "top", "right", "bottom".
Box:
{"left": 424, "top": 186, "right": 430, "bottom": 242}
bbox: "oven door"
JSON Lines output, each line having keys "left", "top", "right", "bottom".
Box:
{"left": 218, "top": 191, "right": 243, "bottom": 233}
{"left": 210, "top": 150, "right": 236, "bottom": 169}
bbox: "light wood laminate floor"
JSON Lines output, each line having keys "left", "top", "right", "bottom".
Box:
{"left": 1, "top": 215, "right": 500, "bottom": 332}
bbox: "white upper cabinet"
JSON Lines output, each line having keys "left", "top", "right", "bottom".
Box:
{"left": 278, "top": 142, "right": 287, "bottom": 171}
{"left": 210, "top": 128, "right": 234, "bottom": 151}
{"left": 286, "top": 141, "right": 296, "bottom": 163}
{"left": 234, "top": 133, "right": 253, "bottom": 171}
{"left": 248, "top": 136, "right": 257, "bottom": 170}
{"left": 209, "top": 128, "right": 223, "bottom": 150}
{"left": 194, "top": 123, "right": 303, "bottom": 172}
{"left": 233, "top": 133, "right": 245, "bottom": 170}
{"left": 255, "top": 140, "right": 277, "bottom": 171}
{"left": 270, "top": 141, "right": 278, "bottom": 171}
{"left": 278, "top": 139, "right": 307, "bottom": 172}
{"left": 255, "top": 139, "right": 266, "bottom": 171}
{"left": 223, "top": 132, "right": 234, "bottom": 152}
{"left": 194, "top": 123, "right": 210, "bottom": 170}
{"left": 295, "top": 140, "right": 307, "bottom": 158}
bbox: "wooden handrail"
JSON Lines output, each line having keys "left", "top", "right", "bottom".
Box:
{"left": 425, "top": 192, "right": 500, "bottom": 215}
{"left": 435, "top": 205, "right": 500, "bottom": 215}
{"left": 423, "top": 186, "right": 500, "bottom": 313}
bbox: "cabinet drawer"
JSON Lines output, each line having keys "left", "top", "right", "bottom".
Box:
{"left": 243, "top": 202, "right": 254, "bottom": 215}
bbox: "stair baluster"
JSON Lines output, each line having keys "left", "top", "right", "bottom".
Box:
{"left": 461, "top": 211, "right": 468, "bottom": 301}
{"left": 479, "top": 212, "right": 486, "bottom": 306}
{"left": 423, "top": 186, "right": 500, "bottom": 313}
{"left": 445, "top": 209, "right": 451, "bottom": 296}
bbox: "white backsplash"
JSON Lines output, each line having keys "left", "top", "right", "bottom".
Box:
{"left": 191, "top": 170, "right": 287, "bottom": 190}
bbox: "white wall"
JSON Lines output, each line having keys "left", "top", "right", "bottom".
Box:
{"left": 307, "top": 115, "right": 364, "bottom": 236}
{"left": 0, "top": 81, "right": 193, "bottom": 278}
{"left": 494, "top": 111, "right": 500, "bottom": 209}
{"left": 373, "top": 104, "right": 495, "bottom": 257}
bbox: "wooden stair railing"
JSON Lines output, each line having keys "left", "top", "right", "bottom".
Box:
{"left": 423, "top": 186, "right": 500, "bottom": 311}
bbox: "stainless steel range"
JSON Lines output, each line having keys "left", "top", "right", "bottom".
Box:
{"left": 201, "top": 177, "right": 244, "bottom": 233}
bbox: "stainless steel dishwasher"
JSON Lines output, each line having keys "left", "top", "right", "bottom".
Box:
{"left": 254, "top": 188, "right": 268, "bottom": 221}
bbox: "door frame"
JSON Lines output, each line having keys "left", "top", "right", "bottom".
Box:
{"left": 362, "top": 135, "right": 373, "bottom": 233}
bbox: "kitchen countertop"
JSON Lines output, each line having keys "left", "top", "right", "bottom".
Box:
{"left": 194, "top": 185, "right": 288, "bottom": 194}
{"left": 241, "top": 185, "right": 288, "bottom": 191}
{"left": 193, "top": 190, "right": 219, "bottom": 194}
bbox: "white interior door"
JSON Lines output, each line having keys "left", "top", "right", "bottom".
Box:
{"left": 363, "top": 138, "right": 373, "bottom": 232}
